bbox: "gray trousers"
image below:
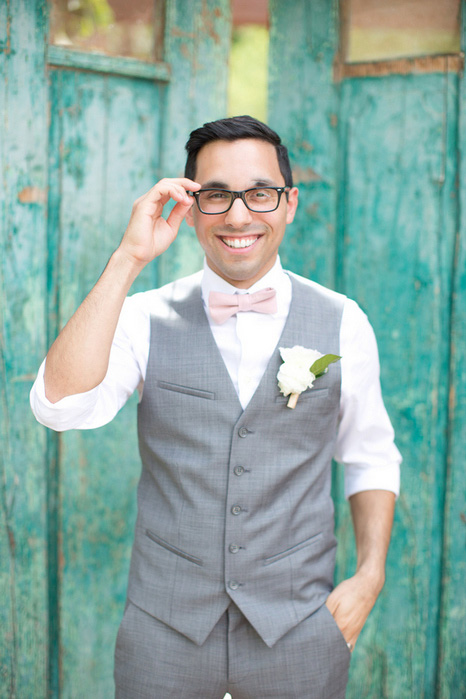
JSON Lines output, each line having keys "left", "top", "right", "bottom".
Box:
{"left": 114, "top": 600, "right": 351, "bottom": 698}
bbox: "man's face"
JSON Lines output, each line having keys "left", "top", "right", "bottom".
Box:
{"left": 185, "top": 138, "right": 298, "bottom": 288}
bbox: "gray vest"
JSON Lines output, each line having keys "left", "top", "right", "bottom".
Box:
{"left": 127, "top": 271, "right": 345, "bottom": 648}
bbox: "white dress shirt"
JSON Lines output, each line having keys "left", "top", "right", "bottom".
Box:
{"left": 30, "top": 257, "right": 401, "bottom": 499}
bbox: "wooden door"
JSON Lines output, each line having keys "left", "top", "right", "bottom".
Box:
{"left": 0, "top": 1, "right": 230, "bottom": 696}
{"left": 269, "top": 0, "right": 466, "bottom": 696}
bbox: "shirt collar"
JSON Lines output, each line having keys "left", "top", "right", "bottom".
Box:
{"left": 201, "top": 255, "right": 292, "bottom": 317}
{"left": 201, "top": 256, "right": 290, "bottom": 307}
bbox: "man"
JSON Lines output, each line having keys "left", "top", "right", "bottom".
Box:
{"left": 31, "top": 115, "right": 401, "bottom": 698}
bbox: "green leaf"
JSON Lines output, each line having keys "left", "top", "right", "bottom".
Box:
{"left": 310, "top": 354, "right": 341, "bottom": 378}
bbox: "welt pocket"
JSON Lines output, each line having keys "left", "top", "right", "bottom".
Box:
{"left": 275, "top": 387, "right": 329, "bottom": 403}
{"left": 156, "top": 380, "right": 215, "bottom": 400}
{"left": 145, "top": 529, "right": 204, "bottom": 566}
{"left": 263, "top": 532, "right": 323, "bottom": 566}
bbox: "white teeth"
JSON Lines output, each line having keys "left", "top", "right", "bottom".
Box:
{"left": 222, "top": 237, "right": 258, "bottom": 249}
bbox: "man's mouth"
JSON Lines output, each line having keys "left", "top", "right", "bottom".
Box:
{"left": 220, "top": 236, "right": 259, "bottom": 249}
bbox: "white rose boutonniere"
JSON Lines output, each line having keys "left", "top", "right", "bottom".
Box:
{"left": 277, "top": 346, "right": 341, "bottom": 409}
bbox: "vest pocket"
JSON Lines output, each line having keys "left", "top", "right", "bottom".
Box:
{"left": 145, "top": 529, "right": 204, "bottom": 566}
{"left": 275, "top": 388, "right": 329, "bottom": 403}
{"left": 156, "top": 380, "right": 215, "bottom": 400}
{"left": 263, "top": 532, "right": 323, "bottom": 566}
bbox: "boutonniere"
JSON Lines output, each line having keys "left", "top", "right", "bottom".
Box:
{"left": 277, "top": 346, "right": 341, "bottom": 409}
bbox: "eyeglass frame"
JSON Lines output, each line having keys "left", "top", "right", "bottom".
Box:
{"left": 189, "top": 186, "right": 290, "bottom": 215}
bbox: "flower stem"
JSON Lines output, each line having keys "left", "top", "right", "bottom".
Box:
{"left": 287, "top": 393, "right": 299, "bottom": 409}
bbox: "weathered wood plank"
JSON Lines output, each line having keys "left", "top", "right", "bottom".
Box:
{"left": 436, "top": 3, "right": 466, "bottom": 694}
{"left": 336, "top": 70, "right": 459, "bottom": 699}
{"left": 47, "top": 68, "right": 163, "bottom": 696}
{"left": 269, "top": 0, "right": 339, "bottom": 290}
{"left": 269, "top": 0, "right": 465, "bottom": 696}
{"left": 159, "top": 0, "right": 231, "bottom": 284}
{"left": 0, "top": 1, "right": 49, "bottom": 696}
{"left": 47, "top": 45, "right": 171, "bottom": 82}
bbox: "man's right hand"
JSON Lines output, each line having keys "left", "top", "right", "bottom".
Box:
{"left": 119, "top": 178, "right": 201, "bottom": 269}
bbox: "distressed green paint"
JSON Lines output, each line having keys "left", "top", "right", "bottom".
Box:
{"left": 269, "top": 0, "right": 339, "bottom": 290}
{"left": 0, "top": 0, "right": 49, "bottom": 697}
{"left": 3, "top": 0, "right": 465, "bottom": 696}
{"left": 44, "top": 2, "right": 231, "bottom": 696}
{"left": 337, "top": 71, "right": 459, "bottom": 698}
{"left": 1, "top": 1, "right": 231, "bottom": 696}
{"left": 47, "top": 45, "right": 171, "bottom": 82}
{"left": 159, "top": 0, "right": 231, "bottom": 285}
{"left": 436, "top": 3, "right": 466, "bottom": 694}
{"left": 269, "top": 0, "right": 466, "bottom": 697}
{"left": 47, "top": 68, "right": 163, "bottom": 696}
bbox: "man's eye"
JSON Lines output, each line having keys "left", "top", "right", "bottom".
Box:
{"left": 250, "top": 189, "right": 272, "bottom": 200}
{"left": 206, "top": 191, "right": 229, "bottom": 200}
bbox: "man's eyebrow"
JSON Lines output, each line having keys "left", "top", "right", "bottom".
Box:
{"left": 201, "top": 180, "right": 229, "bottom": 189}
{"left": 201, "top": 178, "right": 278, "bottom": 189}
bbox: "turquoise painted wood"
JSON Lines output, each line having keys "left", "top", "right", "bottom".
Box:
{"left": 46, "top": 3, "right": 230, "bottom": 697}
{"left": 436, "top": 7, "right": 466, "bottom": 696}
{"left": 1, "top": 0, "right": 230, "bottom": 697}
{"left": 159, "top": 0, "right": 231, "bottom": 284}
{"left": 47, "top": 68, "right": 164, "bottom": 696}
{"left": 2, "top": 0, "right": 465, "bottom": 696}
{"left": 0, "top": 1, "right": 49, "bottom": 696}
{"left": 269, "top": 0, "right": 466, "bottom": 696}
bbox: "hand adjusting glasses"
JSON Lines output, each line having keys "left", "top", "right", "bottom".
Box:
{"left": 189, "top": 186, "right": 290, "bottom": 215}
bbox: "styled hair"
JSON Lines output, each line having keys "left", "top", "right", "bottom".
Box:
{"left": 184, "top": 115, "right": 293, "bottom": 187}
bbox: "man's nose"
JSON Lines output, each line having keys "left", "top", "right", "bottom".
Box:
{"left": 224, "top": 196, "right": 253, "bottom": 226}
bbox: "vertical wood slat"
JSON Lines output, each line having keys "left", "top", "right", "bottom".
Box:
{"left": 0, "top": 1, "right": 49, "bottom": 696}
{"left": 436, "top": 1, "right": 466, "bottom": 694}
{"left": 46, "top": 68, "right": 163, "bottom": 696}
{"left": 268, "top": 0, "right": 339, "bottom": 291}
{"left": 159, "top": 0, "right": 231, "bottom": 285}
{"left": 337, "top": 71, "right": 459, "bottom": 699}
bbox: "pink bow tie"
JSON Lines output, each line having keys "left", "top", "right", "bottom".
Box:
{"left": 209, "top": 288, "right": 277, "bottom": 324}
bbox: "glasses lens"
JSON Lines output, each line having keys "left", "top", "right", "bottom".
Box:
{"left": 245, "top": 188, "right": 279, "bottom": 212}
{"left": 197, "top": 190, "right": 232, "bottom": 214}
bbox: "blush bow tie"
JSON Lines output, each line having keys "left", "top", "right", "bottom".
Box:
{"left": 209, "top": 288, "right": 277, "bottom": 324}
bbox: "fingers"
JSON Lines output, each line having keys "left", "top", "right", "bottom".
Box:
{"left": 166, "top": 199, "right": 195, "bottom": 233}
{"left": 139, "top": 177, "right": 201, "bottom": 208}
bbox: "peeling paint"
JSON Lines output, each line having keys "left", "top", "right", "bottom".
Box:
{"left": 292, "top": 165, "right": 322, "bottom": 183}
{"left": 171, "top": 26, "right": 195, "bottom": 40}
{"left": 17, "top": 186, "right": 47, "bottom": 204}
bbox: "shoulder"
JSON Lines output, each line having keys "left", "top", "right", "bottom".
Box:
{"left": 286, "top": 270, "right": 347, "bottom": 309}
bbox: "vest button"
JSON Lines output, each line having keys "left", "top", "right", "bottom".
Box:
{"left": 234, "top": 466, "right": 245, "bottom": 476}
{"left": 229, "top": 544, "right": 240, "bottom": 554}
{"left": 231, "top": 505, "right": 242, "bottom": 515}
{"left": 238, "top": 427, "right": 249, "bottom": 438}
{"left": 228, "top": 580, "right": 240, "bottom": 591}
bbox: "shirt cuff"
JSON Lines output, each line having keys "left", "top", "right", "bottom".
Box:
{"left": 344, "top": 461, "right": 400, "bottom": 500}
{"left": 29, "top": 359, "right": 102, "bottom": 431}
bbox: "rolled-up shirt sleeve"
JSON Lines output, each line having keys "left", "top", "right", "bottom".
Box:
{"left": 336, "top": 299, "right": 402, "bottom": 499}
{"left": 29, "top": 294, "right": 150, "bottom": 431}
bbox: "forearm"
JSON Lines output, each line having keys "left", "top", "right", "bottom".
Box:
{"left": 349, "top": 489, "right": 396, "bottom": 593}
{"left": 326, "top": 489, "right": 396, "bottom": 647}
{"left": 43, "top": 177, "right": 199, "bottom": 404}
{"left": 44, "top": 247, "right": 143, "bottom": 403}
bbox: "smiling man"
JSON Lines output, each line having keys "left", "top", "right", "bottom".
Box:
{"left": 30, "top": 116, "right": 401, "bottom": 698}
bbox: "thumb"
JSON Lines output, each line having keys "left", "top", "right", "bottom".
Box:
{"left": 165, "top": 200, "right": 194, "bottom": 235}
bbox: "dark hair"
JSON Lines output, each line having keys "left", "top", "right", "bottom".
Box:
{"left": 184, "top": 115, "right": 293, "bottom": 187}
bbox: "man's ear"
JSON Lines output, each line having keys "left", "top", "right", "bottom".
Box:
{"left": 286, "top": 187, "right": 299, "bottom": 224}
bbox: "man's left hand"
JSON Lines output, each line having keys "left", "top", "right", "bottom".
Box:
{"left": 325, "top": 569, "right": 383, "bottom": 651}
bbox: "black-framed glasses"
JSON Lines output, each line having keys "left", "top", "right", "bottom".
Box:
{"left": 190, "top": 186, "right": 290, "bottom": 215}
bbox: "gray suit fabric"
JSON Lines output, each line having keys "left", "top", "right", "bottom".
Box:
{"left": 114, "top": 599, "right": 351, "bottom": 698}
{"left": 125, "top": 271, "right": 345, "bottom": 652}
